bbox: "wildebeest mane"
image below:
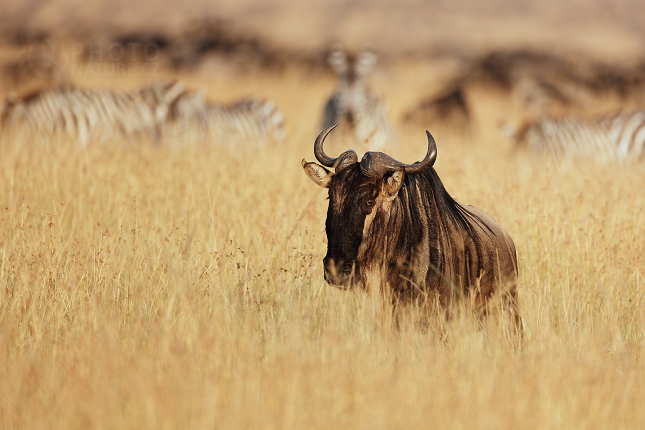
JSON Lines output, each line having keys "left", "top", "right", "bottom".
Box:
{"left": 401, "top": 168, "right": 494, "bottom": 242}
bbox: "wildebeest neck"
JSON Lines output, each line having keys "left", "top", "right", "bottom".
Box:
{"left": 360, "top": 167, "right": 488, "bottom": 293}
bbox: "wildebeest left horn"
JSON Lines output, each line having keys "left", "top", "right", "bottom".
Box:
{"left": 314, "top": 124, "right": 358, "bottom": 171}
{"left": 361, "top": 130, "right": 437, "bottom": 177}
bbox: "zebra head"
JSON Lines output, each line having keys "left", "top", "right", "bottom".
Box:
{"left": 302, "top": 124, "right": 436, "bottom": 288}
{"left": 328, "top": 45, "right": 377, "bottom": 89}
{"left": 327, "top": 46, "right": 378, "bottom": 123}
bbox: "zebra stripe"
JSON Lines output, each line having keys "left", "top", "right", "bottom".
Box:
{"left": 166, "top": 91, "right": 285, "bottom": 145}
{"left": 322, "top": 45, "right": 392, "bottom": 150}
{"left": 1, "top": 81, "right": 285, "bottom": 146}
{"left": 516, "top": 110, "right": 645, "bottom": 162}
{"left": 1, "top": 81, "right": 185, "bottom": 145}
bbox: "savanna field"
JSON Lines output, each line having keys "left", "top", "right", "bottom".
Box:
{"left": 2, "top": 2, "right": 645, "bottom": 425}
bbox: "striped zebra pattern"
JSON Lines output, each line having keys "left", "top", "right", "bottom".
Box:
{"left": 1, "top": 81, "right": 285, "bottom": 146}
{"left": 1, "top": 81, "right": 184, "bottom": 145}
{"left": 515, "top": 110, "right": 645, "bottom": 162}
{"left": 167, "top": 91, "right": 285, "bottom": 145}
{"left": 322, "top": 45, "right": 392, "bottom": 150}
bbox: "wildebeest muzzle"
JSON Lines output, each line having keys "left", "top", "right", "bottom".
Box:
{"left": 323, "top": 257, "right": 359, "bottom": 288}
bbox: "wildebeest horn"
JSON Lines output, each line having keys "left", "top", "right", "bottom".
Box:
{"left": 314, "top": 124, "right": 358, "bottom": 171}
{"left": 360, "top": 130, "right": 438, "bottom": 177}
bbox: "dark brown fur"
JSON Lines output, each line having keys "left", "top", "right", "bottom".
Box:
{"left": 321, "top": 163, "right": 518, "bottom": 314}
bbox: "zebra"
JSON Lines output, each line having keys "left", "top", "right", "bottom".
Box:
{"left": 508, "top": 110, "right": 645, "bottom": 162}
{"left": 1, "top": 81, "right": 185, "bottom": 145}
{"left": 166, "top": 90, "right": 285, "bottom": 145}
{"left": 1, "top": 81, "right": 285, "bottom": 146}
{"left": 322, "top": 45, "right": 392, "bottom": 150}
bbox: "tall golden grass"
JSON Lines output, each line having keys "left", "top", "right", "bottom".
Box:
{"left": 1, "top": 65, "right": 644, "bottom": 429}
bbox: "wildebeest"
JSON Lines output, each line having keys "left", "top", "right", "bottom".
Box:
{"left": 302, "top": 124, "right": 519, "bottom": 316}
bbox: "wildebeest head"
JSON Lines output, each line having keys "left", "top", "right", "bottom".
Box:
{"left": 302, "top": 124, "right": 437, "bottom": 288}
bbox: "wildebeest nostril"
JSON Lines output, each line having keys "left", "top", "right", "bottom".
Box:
{"left": 323, "top": 257, "right": 355, "bottom": 285}
{"left": 341, "top": 261, "right": 354, "bottom": 274}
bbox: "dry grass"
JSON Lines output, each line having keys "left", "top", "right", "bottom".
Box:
{"left": 1, "top": 64, "right": 645, "bottom": 429}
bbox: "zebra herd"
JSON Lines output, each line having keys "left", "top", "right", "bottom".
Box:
{"left": 2, "top": 44, "right": 645, "bottom": 162}
{"left": 1, "top": 80, "right": 284, "bottom": 146}
{"left": 0, "top": 45, "right": 390, "bottom": 150}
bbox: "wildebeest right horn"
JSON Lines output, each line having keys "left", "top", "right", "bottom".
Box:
{"left": 314, "top": 124, "right": 358, "bottom": 171}
{"left": 361, "top": 130, "right": 438, "bottom": 177}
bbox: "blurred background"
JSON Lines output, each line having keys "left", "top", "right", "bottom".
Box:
{"left": 2, "top": 0, "right": 645, "bottom": 58}
{"left": 3, "top": 0, "right": 645, "bottom": 151}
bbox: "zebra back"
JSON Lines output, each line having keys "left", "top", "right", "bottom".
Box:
{"left": 2, "top": 81, "right": 285, "bottom": 147}
{"left": 516, "top": 110, "right": 645, "bottom": 161}
{"left": 1, "top": 82, "right": 185, "bottom": 145}
{"left": 167, "top": 92, "right": 285, "bottom": 145}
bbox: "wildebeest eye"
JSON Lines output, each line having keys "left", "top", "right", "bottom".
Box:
{"left": 366, "top": 199, "right": 375, "bottom": 207}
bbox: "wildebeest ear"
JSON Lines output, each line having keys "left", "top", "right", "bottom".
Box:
{"left": 302, "top": 159, "right": 332, "bottom": 188}
{"left": 383, "top": 168, "right": 404, "bottom": 200}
